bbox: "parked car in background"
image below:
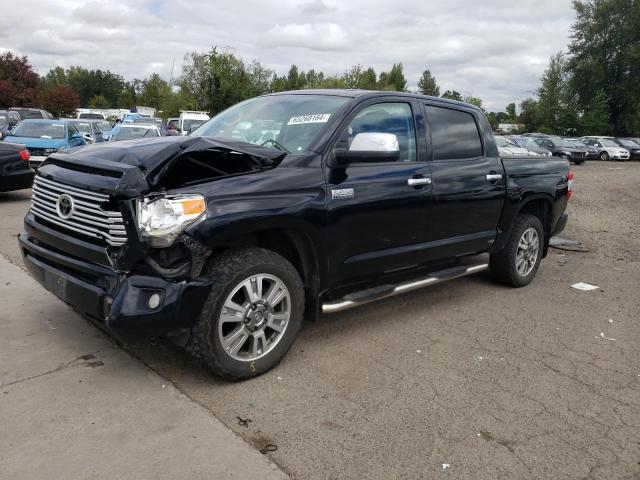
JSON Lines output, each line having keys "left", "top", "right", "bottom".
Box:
{"left": 133, "top": 117, "right": 164, "bottom": 129}
{"left": 612, "top": 138, "right": 640, "bottom": 160}
{"left": 2, "top": 119, "right": 86, "bottom": 168}
{"left": 77, "top": 112, "right": 108, "bottom": 120}
{"left": 495, "top": 136, "right": 530, "bottom": 156}
{"left": 61, "top": 119, "right": 105, "bottom": 144}
{"left": 534, "top": 137, "right": 588, "bottom": 164}
{"left": 0, "top": 110, "right": 22, "bottom": 140}
{"left": 95, "top": 120, "right": 114, "bottom": 141}
{"left": 579, "top": 136, "right": 630, "bottom": 161}
{"left": 507, "top": 136, "right": 552, "bottom": 156}
{"left": 563, "top": 138, "right": 599, "bottom": 160}
{"left": 9, "top": 107, "right": 54, "bottom": 120}
{"left": 179, "top": 111, "right": 210, "bottom": 134}
{"left": 0, "top": 142, "right": 33, "bottom": 192}
{"left": 109, "top": 123, "right": 162, "bottom": 142}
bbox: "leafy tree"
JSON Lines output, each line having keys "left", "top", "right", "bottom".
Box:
{"left": 43, "top": 84, "right": 80, "bottom": 117}
{"left": 505, "top": 103, "right": 517, "bottom": 122}
{"left": 138, "top": 73, "right": 171, "bottom": 109}
{"left": 581, "top": 89, "right": 611, "bottom": 134}
{"left": 519, "top": 98, "right": 539, "bottom": 132}
{"left": 88, "top": 94, "right": 109, "bottom": 109}
{"left": 441, "top": 90, "right": 463, "bottom": 101}
{"left": 417, "top": 69, "right": 440, "bottom": 96}
{"left": 536, "top": 53, "right": 567, "bottom": 134}
{"left": 463, "top": 95, "right": 484, "bottom": 111}
{"left": 378, "top": 63, "right": 407, "bottom": 91}
{"left": 44, "top": 66, "right": 126, "bottom": 107}
{"left": 0, "top": 52, "right": 41, "bottom": 107}
{"left": 568, "top": 0, "right": 640, "bottom": 135}
{"left": 358, "top": 67, "right": 378, "bottom": 90}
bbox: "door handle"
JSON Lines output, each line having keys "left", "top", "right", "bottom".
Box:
{"left": 486, "top": 173, "right": 503, "bottom": 182}
{"left": 407, "top": 177, "right": 432, "bottom": 187}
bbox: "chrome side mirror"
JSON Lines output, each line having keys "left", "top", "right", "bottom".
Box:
{"left": 349, "top": 132, "right": 399, "bottom": 153}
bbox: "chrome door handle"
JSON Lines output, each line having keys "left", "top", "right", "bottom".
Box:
{"left": 486, "top": 174, "right": 503, "bottom": 181}
{"left": 407, "top": 177, "right": 432, "bottom": 186}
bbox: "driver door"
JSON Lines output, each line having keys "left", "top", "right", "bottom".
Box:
{"left": 325, "top": 100, "right": 432, "bottom": 282}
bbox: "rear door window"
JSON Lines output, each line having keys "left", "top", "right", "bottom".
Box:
{"left": 425, "top": 106, "right": 483, "bottom": 160}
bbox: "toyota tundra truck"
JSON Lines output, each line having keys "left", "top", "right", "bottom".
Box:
{"left": 19, "top": 90, "right": 572, "bottom": 380}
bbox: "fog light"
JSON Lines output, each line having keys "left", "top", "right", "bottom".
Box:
{"left": 148, "top": 293, "right": 161, "bottom": 309}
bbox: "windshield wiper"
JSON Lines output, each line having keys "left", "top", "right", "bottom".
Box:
{"left": 261, "top": 138, "right": 291, "bottom": 154}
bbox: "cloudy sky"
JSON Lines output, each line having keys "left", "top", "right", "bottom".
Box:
{"left": 0, "top": 0, "right": 575, "bottom": 111}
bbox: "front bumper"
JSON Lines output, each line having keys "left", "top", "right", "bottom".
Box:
{"left": 19, "top": 232, "right": 212, "bottom": 340}
{"left": 28, "top": 155, "right": 47, "bottom": 169}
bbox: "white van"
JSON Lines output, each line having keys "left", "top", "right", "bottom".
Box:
{"left": 179, "top": 111, "right": 210, "bottom": 135}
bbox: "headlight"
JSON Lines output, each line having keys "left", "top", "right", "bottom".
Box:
{"left": 43, "top": 147, "right": 65, "bottom": 155}
{"left": 137, "top": 194, "right": 206, "bottom": 247}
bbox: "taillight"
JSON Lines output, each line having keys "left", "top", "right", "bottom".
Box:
{"left": 567, "top": 170, "right": 574, "bottom": 200}
{"left": 19, "top": 149, "right": 29, "bottom": 162}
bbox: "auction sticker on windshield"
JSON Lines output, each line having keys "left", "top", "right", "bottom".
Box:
{"left": 287, "top": 114, "right": 331, "bottom": 125}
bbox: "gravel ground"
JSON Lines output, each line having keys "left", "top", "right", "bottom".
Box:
{"left": 1, "top": 161, "right": 639, "bottom": 479}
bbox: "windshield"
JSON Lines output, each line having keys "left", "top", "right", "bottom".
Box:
{"left": 495, "top": 137, "right": 518, "bottom": 148}
{"left": 512, "top": 137, "right": 538, "bottom": 149}
{"left": 600, "top": 139, "right": 618, "bottom": 147}
{"left": 617, "top": 139, "right": 639, "bottom": 148}
{"left": 552, "top": 139, "right": 575, "bottom": 148}
{"left": 111, "top": 126, "right": 159, "bottom": 141}
{"left": 69, "top": 121, "right": 92, "bottom": 133}
{"left": 79, "top": 113, "right": 104, "bottom": 119}
{"left": 134, "top": 117, "right": 163, "bottom": 127}
{"left": 0, "top": 115, "right": 6, "bottom": 127}
{"left": 14, "top": 109, "right": 43, "bottom": 119}
{"left": 567, "top": 140, "right": 586, "bottom": 148}
{"left": 97, "top": 121, "right": 112, "bottom": 132}
{"left": 191, "top": 94, "right": 350, "bottom": 153}
{"left": 11, "top": 122, "right": 65, "bottom": 139}
{"left": 182, "top": 119, "right": 206, "bottom": 132}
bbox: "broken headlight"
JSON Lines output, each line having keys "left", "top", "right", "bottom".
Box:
{"left": 136, "top": 194, "right": 206, "bottom": 247}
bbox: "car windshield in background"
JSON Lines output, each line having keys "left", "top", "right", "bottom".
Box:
{"left": 14, "top": 110, "right": 43, "bottom": 119}
{"left": 191, "top": 94, "right": 350, "bottom": 153}
{"left": 617, "top": 139, "right": 640, "bottom": 148}
{"left": 97, "top": 121, "right": 112, "bottom": 132}
{"left": 495, "top": 137, "right": 518, "bottom": 147}
{"left": 182, "top": 119, "right": 205, "bottom": 132}
{"left": 133, "top": 117, "right": 163, "bottom": 127}
{"left": 554, "top": 139, "right": 575, "bottom": 148}
{"left": 11, "top": 122, "right": 65, "bottom": 139}
{"left": 513, "top": 137, "right": 538, "bottom": 148}
{"left": 112, "top": 126, "right": 159, "bottom": 141}
{"left": 601, "top": 139, "right": 619, "bottom": 147}
{"left": 79, "top": 113, "right": 104, "bottom": 119}
{"left": 0, "top": 115, "right": 6, "bottom": 126}
{"left": 568, "top": 140, "right": 587, "bottom": 148}
{"left": 69, "top": 121, "right": 92, "bottom": 133}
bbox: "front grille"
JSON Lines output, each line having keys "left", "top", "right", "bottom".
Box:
{"left": 27, "top": 148, "right": 45, "bottom": 156}
{"left": 30, "top": 176, "right": 128, "bottom": 246}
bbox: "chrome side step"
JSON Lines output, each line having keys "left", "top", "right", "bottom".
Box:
{"left": 321, "top": 263, "right": 489, "bottom": 314}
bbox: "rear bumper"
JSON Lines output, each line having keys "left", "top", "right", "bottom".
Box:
{"left": 19, "top": 232, "right": 212, "bottom": 340}
{"left": 551, "top": 213, "right": 568, "bottom": 237}
{"left": 0, "top": 169, "right": 33, "bottom": 192}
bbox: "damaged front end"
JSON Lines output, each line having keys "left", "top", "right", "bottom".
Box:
{"left": 19, "top": 136, "right": 284, "bottom": 341}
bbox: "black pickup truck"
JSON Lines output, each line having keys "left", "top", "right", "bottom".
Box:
{"left": 19, "top": 90, "right": 572, "bottom": 380}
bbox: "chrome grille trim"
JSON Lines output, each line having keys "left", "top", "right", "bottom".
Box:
{"left": 30, "top": 176, "right": 127, "bottom": 246}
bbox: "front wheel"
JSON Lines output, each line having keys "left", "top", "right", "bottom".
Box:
{"left": 187, "top": 247, "right": 304, "bottom": 380}
{"left": 490, "top": 214, "right": 544, "bottom": 287}
{"left": 600, "top": 151, "right": 609, "bottom": 161}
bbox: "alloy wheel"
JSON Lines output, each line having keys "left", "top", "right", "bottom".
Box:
{"left": 515, "top": 227, "right": 539, "bottom": 277}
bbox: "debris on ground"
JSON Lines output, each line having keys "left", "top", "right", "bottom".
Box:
{"left": 236, "top": 416, "right": 252, "bottom": 427}
{"left": 571, "top": 282, "right": 600, "bottom": 291}
{"left": 441, "top": 463, "right": 450, "bottom": 470}
{"left": 599, "top": 332, "right": 616, "bottom": 341}
{"left": 260, "top": 444, "right": 277, "bottom": 454}
{"left": 550, "top": 238, "right": 589, "bottom": 252}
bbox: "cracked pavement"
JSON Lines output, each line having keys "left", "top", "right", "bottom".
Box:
{"left": 1, "top": 161, "right": 639, "bottom": 479}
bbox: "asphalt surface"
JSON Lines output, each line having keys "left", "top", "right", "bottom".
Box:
{"left": 1, "top": 161, "right": 639, "bottom": 479}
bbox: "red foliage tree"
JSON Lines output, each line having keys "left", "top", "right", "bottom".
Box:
{"left": 0, "top": 52, "right": 41, "bottom": 107}
{"left": 43, "top": 84, "right": 80, "bottom": 117}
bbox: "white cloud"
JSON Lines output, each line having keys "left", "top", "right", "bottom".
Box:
{"left": 2, "top": 0, "right": 575, "bottom": 111}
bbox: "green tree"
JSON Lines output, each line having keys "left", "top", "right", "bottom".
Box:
{"left": 581, "top": 89, "right": 611, "bottom": 134}
{"left": 464, "top": 95, "right": 484, "bottom": 111}
{"left": 88, "top": 94, "right": 109, "bottom": 109}
{"left": 519, "top": 98, "right": 539, "bottom": 132}
{"left": 358, "top": 67, "right": 378, "bottom": 90}
{"left": 138, "top": 73, "right": 171, "bottom": 109}
{"left": 505, "top": 103, "right": 517, "bottom": 122}
{"left": 441, "top": 90, "right": 463, "bottom": 101}
{"left": 568, "top": 0, "right": 640, "bottom": 135}
{"left": 417, "top": 69, "right": 440, "bottom": 96}
{"left": 536, "top": 53, "right": 567, "bottom": 134}
{"left": 378, "top": 63, "right": 407, "bottom": 91}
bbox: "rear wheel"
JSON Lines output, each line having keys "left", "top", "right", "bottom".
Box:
{"left": 187, "top": 247, "right": 304, "bottom": 380}
{"left": 490, "top": 214, "right": 544, "bottom": 287}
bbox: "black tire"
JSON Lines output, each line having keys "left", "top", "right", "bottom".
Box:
{"left": 186, "top": 247, "right": 304, "bottom": 380}
{"left": 490, "top": 214, "right": 544, "bottom": 287}
{"left": 600, "top": 151, "right": 609, "bottom": 161}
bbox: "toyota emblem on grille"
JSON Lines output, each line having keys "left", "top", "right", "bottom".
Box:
{"left": 56, "top": 194, "right": 74, "bottom": 219}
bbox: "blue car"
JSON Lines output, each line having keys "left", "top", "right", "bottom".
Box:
{"left": 3, "top": 119, "right": 86, "bottom": 168}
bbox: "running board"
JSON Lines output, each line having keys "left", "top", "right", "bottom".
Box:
{"left": 321, "top": 263, "right": 489, "bottom": 314}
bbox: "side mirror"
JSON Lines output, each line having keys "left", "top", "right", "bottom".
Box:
{"left": 333, "top": 132, "right": 400, "bottom": 165}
